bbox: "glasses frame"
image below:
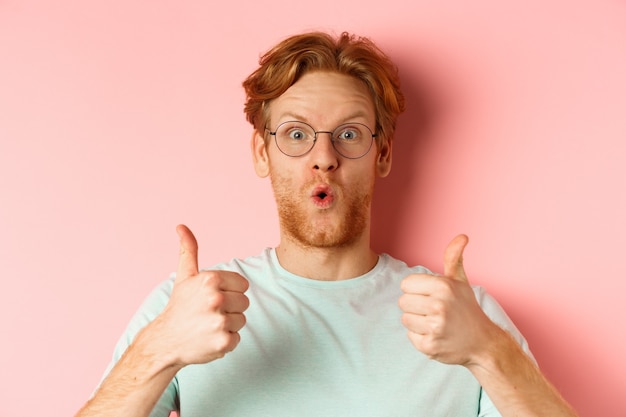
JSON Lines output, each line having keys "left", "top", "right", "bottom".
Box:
{"left": 266, "top": 120, "right": 377, "bottom": 159}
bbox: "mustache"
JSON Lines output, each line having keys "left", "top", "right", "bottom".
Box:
{"left": 271, "top": 174, "right": 342, "bottom": 194}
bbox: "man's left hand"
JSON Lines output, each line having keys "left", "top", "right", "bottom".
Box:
{"left": 398, "top": 234, "right": 497, "bottom": 366}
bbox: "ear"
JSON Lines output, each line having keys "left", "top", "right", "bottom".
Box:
{"left": 376, "top": 139, "right": 392, "bottom": 177}
{"left": 251, "top": 130, "right": 270, "bottom": 178}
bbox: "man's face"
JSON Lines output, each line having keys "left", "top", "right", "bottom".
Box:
{"left": 252, "top": 71, "right": 391, "bottom": 249}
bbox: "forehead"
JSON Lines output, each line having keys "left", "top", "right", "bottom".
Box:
{"left": 268, "top": 71, "right": 375, "bottom": 126}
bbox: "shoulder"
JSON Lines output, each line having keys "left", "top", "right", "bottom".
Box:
{"left": 378, "top": 253, "right": 434, "bottom": 276}
{"left": 204, "top": 248, "right": 274, "bottom": 276}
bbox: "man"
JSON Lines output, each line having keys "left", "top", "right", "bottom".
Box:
{"left": 76, "top": 31, "right": 577, "bottom": 417}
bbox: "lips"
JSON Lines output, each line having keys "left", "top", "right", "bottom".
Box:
{"left": 310, "top": 184, "right": 335, "bottom": 208}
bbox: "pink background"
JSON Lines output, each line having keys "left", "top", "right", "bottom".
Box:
{"left": 1, "top": 1, "right": 625, "bottom": 416}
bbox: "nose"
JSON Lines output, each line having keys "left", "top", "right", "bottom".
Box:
{"left": 310, "top": 132, "right": 338, "bottom": 172}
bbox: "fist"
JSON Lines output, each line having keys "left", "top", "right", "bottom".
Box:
{"left": 398, "top": 235, "right": 494, "bottom": 366}
{"left": 151, "top": 224, "right": 250, "bottom": 367}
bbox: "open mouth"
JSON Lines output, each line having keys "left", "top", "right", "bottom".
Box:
{"left": 311, "top": 185, "right": 334, "bottom": 207}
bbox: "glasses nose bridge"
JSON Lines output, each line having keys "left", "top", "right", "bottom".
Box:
{"left": 313, "top": 129, "right": 335, "bottom": 142}
{"left": 312, "top": 130, "right": 336, "bottom": 153}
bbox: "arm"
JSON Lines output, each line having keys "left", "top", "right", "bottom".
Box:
{"left": 467, "top": 325, "right": 577, "bottom": 417}
{"left": 399, "top": 235, "right": 577, "bottom": 417}
{"left": 75, "top": 225, "right": 250, "bottom": 417}
{"left": 75, "top": 321, "right": 183, "bottom": 417}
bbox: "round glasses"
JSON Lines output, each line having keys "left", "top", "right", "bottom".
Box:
{"left": 267, "top": 121, "right": 376, "bottom": 159}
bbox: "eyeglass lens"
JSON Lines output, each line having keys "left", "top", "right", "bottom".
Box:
{"left": 273, "top": 121, "right": 374, "bottom": 159}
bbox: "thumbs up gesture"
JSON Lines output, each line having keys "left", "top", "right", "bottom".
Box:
{"left": 399, "top": 235, "right": 496, "bottom": 366}
{"left": 149, "top": 225, "right": 250, "bottom": 367}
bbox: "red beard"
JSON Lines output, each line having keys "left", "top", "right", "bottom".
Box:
{"left": 271, "top": 175, "right": 373, "bottom": 249}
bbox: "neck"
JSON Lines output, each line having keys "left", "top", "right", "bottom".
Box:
{"left": 275, "top": 230, "right": 378, "bottom": 281}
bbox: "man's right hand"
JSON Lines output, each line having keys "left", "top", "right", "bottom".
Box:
{"left": 149, "top": 224, "right": 250, "bottom": 367}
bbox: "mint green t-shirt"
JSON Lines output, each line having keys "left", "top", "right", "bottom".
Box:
{"left": 105, "top": 249, "right": 532, "bottom": 417}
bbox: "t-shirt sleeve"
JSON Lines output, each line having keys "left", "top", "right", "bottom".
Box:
{"left": 472, "top": 285, "right": 535, "bottom": 361}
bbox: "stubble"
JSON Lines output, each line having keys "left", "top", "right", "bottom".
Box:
{"left": 271, "top": 175, "right": 373, "bottom": 249}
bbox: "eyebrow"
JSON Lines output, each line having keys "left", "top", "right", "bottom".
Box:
{"left": 274, "top": 111, "right": 373, "bottom": 127}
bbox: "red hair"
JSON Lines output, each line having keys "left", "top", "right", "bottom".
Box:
{"left": 242, "top": 31, "right": 405, "bottom": 148}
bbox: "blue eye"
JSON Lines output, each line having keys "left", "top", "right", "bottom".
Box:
{"left": 288, "top": 129, "right": 307, "bottom": 141}
{"left": 336, "top": 128, "right": 360, "bottom": 142}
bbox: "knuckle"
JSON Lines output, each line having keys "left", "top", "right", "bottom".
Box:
{"left": 211, "top": 313, "right": 228, "bottom": 330}
{"left": 430, "top": 299, "right": 446, "bottom": 316}
{"left": 429, "top": 320, "right": 443, "bottom": 335}
{"left": 201, "top": 270, "right": 223, "bottom": 288}
{"left": 421, "top": 338, "right": 439, "bottom": 359}
{"left": 207, "top": 292, "right": 226, "bottom": 310}
{"left": 213, "top": 332, "right": 237, "bottom": 353}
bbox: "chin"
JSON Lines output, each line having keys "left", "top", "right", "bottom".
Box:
{"left": 285, "top": 219, "right": 366, "bottom": 249}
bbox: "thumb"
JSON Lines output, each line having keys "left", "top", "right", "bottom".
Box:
{"left": 443, "top": 234, "right": 469, "bottom": 283}
{"left": 175, "top": 224, "right": 199, "bottom": 282}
